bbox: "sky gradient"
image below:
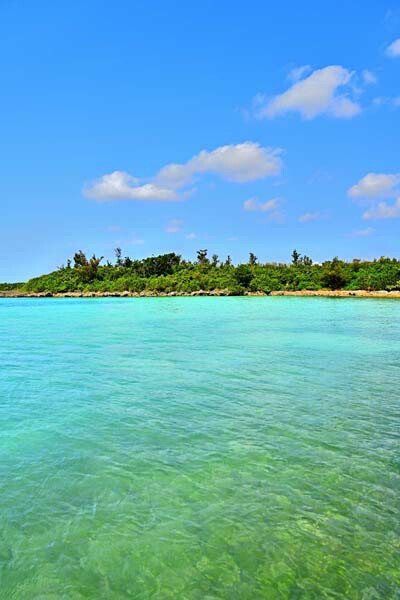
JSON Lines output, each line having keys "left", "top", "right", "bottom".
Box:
{"left": 1, "top": 0, "right": 399, "bottom": 281}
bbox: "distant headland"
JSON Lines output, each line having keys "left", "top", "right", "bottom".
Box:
{"left": 1, "top": 249, "right": 400, "bottom": 298}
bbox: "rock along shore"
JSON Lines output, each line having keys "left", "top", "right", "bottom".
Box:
{"left": 1, "top": 289, "right": 400, "bottom": 299}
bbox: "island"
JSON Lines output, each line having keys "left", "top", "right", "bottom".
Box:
{"left": 1, "top": 249, "right": 400, "bottom": 298}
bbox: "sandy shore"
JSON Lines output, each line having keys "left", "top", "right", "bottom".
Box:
{"left": 1, "top": 289, "right": 400, "bottom": 299}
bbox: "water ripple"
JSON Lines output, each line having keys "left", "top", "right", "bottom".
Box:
{"left": 0, "top": 297, "right": 399, "bottom": 598}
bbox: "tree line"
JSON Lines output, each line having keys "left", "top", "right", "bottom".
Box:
{"left": 16, "top": 248, "right": 400, "bottom": 294}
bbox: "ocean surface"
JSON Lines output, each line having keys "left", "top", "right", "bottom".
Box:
{"left": 0, "top": 297, "right": 399, "bottom": 599}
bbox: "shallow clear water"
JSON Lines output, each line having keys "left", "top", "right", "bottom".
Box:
{"left": 0, "top": 297, "right": 399, "bottom": 599}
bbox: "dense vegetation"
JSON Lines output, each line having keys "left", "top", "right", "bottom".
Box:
{"left": 8, "top": 248, "right": 400, "bottom": 294}
{"left": 0, "top": 282, "right": 24, "bottom": 291}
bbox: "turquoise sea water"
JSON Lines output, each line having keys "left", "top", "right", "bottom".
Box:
{"left": 0, "top": 297, "right": 399, "bottom": 599}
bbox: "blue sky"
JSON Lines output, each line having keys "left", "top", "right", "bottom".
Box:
{"left": 1, "top": 0, "right": 399, "bottom": 281}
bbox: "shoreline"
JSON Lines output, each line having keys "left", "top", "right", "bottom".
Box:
{"left": 1, "top": 289, "right": 400, "bottom": 299}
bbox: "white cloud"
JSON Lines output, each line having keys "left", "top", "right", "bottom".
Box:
{"left": 386, "top": 38, "right": 400, "bottom": 57}
{"left": 352, "top": 227, "right": 374, "bottom": 236}
{"left": 287, "top": 64, "right": 312, "bottom": 82}
{"left": 363, "top": 199, "right": 400, "bottom": 220}
{"left": 298, "top": 212, "right": 322, "bottom": 223}
{"left": 255, "top": 66, "right": 361, "bottom": 120}
{"left": 84, "top": 171, "right": 179, "bottom": 201}
{"left": 362, "top": 69, "right": 377, "bottom": 85}
{"left": 185, "top": 232, "right": 197, "bottom": 240}
{"left": 157, "top": 142, "right": 282, "bottom": 187}
{"left": 349, "top": 173, "right": 400, "bottom": 221}
{"left": 243, "top": 197, "right": 279, "bottom": 212}
{"left": 165, "top": 219, "right": 184, "bottom": 233}
{"left": 372, "top": 96, "right": 400, "bottom": 108}
{"left": 84, "top": 142, "right": 283, "bottom": 202}
{"left": 348, "top": 173, "right": 400, "bottom": 199}
{"left": 244, "top": 197, "right": 284, "bottom": 222}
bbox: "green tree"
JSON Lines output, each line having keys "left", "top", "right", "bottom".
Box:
{"left": 141, "top": 253, "right": 181, "bottom": 277}
{"left": 123, "top": 256, "right": 133, "bottom": 268}
{"left": 80, "top": 254, "right": 103, "bottom": 282}
{"left": 196, "top": 249, "right": 209, "bottom": 265}
{"left": 249, "top": 252, "right": 258, "bottom": 266}
{"left": 302, "top": 255, "right": 313, "bottom": 266}
{"left": 114, "top": 247, "right": 123, "bottom": 267}
{"left": 322, "top": 258, "right": 347, "bottom": 290}
{"left": 73, "top": 250, "right": 88, "bottom": 268}
{"left": 291, "top": 249, "right": 301, "bottom": 265}
{"left": 235, "top": 264, "right": 253, "bottom": 287}
{"left": 211, "top": 254, "right": 219, "bottom": 267}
